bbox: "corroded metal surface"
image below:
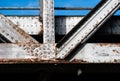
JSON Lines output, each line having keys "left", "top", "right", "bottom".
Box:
{"left": 0, "top": 14, "right": 39, "bottom": 43}
{"left": 0, "top": 0, "right": 120, "bottom": 64}
{"left": 0, "top": 44, "right": 35, "bottom": 59}
{"left": 7, "top": 16, "right": 42, "bottom": 35}
{"left": 0, "top": 43, "right": 120, "bottom": 63}
{"left": 40, "top": 0, "right": 55, "bottom": 43}
{"left": 71, "top": 43, "right": 120, "bottom": 63}
{"left": 0, "top": 44, "right": 55, "bottom": 59}
{"left": 4, "top": 16, "right": 120, "bottom": 36}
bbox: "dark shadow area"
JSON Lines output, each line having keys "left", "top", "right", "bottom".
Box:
{"left": 0, "top": 72, "right": 120, "bottom": 81}
{"left": 87, "top": 35, "right": 120, "bottom": 43}
{"left": 56, "top": 35, "right": 120, "bottom": 43}
{"left": 31, "top": 35, "right": 43, "bottom": 43}
{"left": 0, "top": 63, "right": 120, "bottom": 81}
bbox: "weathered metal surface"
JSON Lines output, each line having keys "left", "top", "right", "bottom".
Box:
{"left": 1, "top": 43, "right": 120, "bottom": 63}
{"left": 0, "top": 43, "right": 55, "bottom": 59}
{"left": 71, "top": 43, "right": 120, "bottom": 63}
{"left": 16, "top": 43, "right": 55, "bottom": 59}
{"left": 0, "top": 14, "right": 56, "bottom": 59}
{"left": 0, "top": 14, "right": 39, "bottom": 43}
{"left": 56, "top": 0, "right": 120, "bottom": 59}
{"left": 28, "top": 44, "right": 56, "bottom": 59}
{"left": 0, "top": 44, "right": 35, "bottom": 59}
{"left": 40, "top": 0, "right": 55, "bottom": 43}
{"left": 7, "top": 16, "right": 42, "bottom": 35}
{"left": 6, "top": 16, "right": 83, "bottom": 35}
{"left": 4, "top": 16, "right": 120, "bottom": 36}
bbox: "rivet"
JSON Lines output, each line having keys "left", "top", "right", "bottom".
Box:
{"left": 11, "top": 37, "right": 14, "bottom": 40}
{"left": 6, "top": 33, "right": 9, "bottom": 36}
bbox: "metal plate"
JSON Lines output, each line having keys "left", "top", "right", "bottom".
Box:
{"left": 0, "top": 44, "right": 35, "bottom": 59}
{"left": 0, "top": 43, "right": 55, "bottom": 59}
{"left": 7, "top": 16, "right": 42, "bottom": 35}
{"left": 40, "top": 0, "right": 55, "bottom": 43}
{"left": 0, "top": 14, "right": 39, "bottom": 43}
{"left": 4, "top": 16, "right": 120, "bottom": 36}
{"left": 71, "top": 43, "right": 120, "bottom": 63}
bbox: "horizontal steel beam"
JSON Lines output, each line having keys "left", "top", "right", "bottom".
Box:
{"left": 5, "top": 16, "right": 120, "bottom": 35}
{"left": 0, "top": 43, "right": 55, "bottom": 59}
{"left": 6, "top": 16, "right": 42, "bottom": 35}
{"left": 71, "top": 43, "right": 120, "bottom": 63}
{"left": 0, "top": 43, "right": 119, "bottom": 63}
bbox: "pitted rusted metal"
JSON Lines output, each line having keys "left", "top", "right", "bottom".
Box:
{"left": 17, "top": 43, "right": 56, "bottom": 59}
{"left": 40, "top": 0, "right": 55, "bottom": 43}
{"left": 7, "top": 16, "right": 42, "bottom": 35}
{"left": 0, "top": 14, "right": 39, "bottom": 43}
{"left": 71, "top": 43, "right": 120, "bottom": 63}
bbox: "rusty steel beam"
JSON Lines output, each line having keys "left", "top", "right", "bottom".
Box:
{"left": 40, "top": 0, "right": 55, "bottom": 43}
{"left": 56, "top": 0, "right": 120, "bottom": 59}
{"left": 0, "top": 14, "right": 55, "bottom": 59}
{"left": 0, "top": 43, "right": 120, "bottom": 63}
{"left": 0, "top": 43, "right": 55, "bottom": 59}
{"left": 6, "top": 16, "right": 43, "bottom": 35}
{"left": 0, "top": 14, "right": 39, "bottom": 43}
{"left": 0, "top": 44, "right": 35, "bottom": 59}
{"left": 4, "top": 16, "right": 120, "bottom": 35}
{"left": 71, "top": 43, "right": 120, "bottom": 63}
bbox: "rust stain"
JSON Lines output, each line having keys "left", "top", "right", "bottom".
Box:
{"left": 0, "top": 58, "right": 86, "bottom": 64}
{"left": 98, "top": 43, "right": 120, "bottom": 47}
{"left": 114, "top": 44, "right": 120, "bottom": 47}
{"left": 113, "top": 59, "right": 120, "bottom": 63}
{"left": 39, "top": 24, "right": 43, "bottom": 36}
{"left": 113, "top": 50, "right": 120, "bottom": 54}
{"left": 71, "top": 59, "right": 87, "bottom": 63}
{"left": 13, "top": 25, "right": 39, "bottom": 44}
{"left": 114, "top": 59, "right": 118, "bottom": 62}
{"left": 99, "top": 43, "right": 111, "bottom": 47}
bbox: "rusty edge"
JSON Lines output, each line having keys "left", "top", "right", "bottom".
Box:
{"left": 0, "top": 59, "right": 120, "bottom": 64}
{"left": 0, "top": 43, "right": 120, "bottom": 64}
